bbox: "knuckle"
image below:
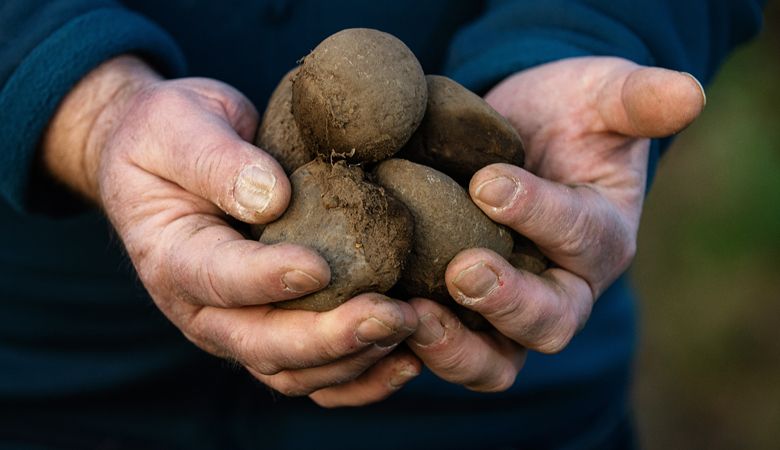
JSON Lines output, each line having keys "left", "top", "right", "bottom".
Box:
{"left": 317, "top": 327, "right": 356, "bottom": 362}
{"left": 199, "top": 254, "right": 232, "bottom": 308}
{"left": 270, "top": 373, "right": 313, "bottom": 397}
{"left": 534, "top": 314, "right": 577, "bottom": 354}
{"left": 310, "top": 395, "right": 340, "bottom": 409}
{"left": 194, "top": 143, "right": 232, "bottom": 202}
{"left": 232, "top": 328, "right": 280, "bottom": 376}
{"left": 228, "top": 97, "right": 260, "bottom": 132}
{"left": 134, "top": 86, "right": 188, "bottom": 126}
{"left": 516, "top": 296, "right": 561, "bottom": 341}
{"left": 143, "top": 84, "right": 188, "bottom": 110}
{"left": 535, "top": 333, "right": 572, "bottom": 355}
{"left": 477, "top": 368, "right": 518, "bottom": 393}
{"left": 435, "top": 345, "right": 477, "bottom": 382}
{"left": 483, "top": 289, "right": 524, "bottom": 322}
{"left": 557, "top": 206, "right": 596, "bottom": 257}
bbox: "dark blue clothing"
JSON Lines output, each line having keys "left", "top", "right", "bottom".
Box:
{"left": 0, "top": 1, "right": 764, "bottom": 448}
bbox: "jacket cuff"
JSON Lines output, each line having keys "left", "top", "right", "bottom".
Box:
{"left": 0, "top": 7, "right": 186, "bottom": 213}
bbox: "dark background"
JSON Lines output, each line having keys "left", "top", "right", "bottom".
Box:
{"left": 632, "top": 3, "right": 780, "bottom": 448}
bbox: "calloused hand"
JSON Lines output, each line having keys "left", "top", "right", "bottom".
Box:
{"left": 407, "top": 57, "right": 706, "bottom": 392}
{"left": 43, "top": 56, "right": 420, "bottom": 407}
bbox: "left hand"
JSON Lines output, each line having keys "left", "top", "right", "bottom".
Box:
{"left": 406, "top": 57, "right": 706, "bottom": 392}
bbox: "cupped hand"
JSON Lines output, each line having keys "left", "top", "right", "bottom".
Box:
{"left": 407, "top": 57, "right": 706, "bottom": 391}
{"left": 43, "top": 56, "right": 420, "bottom": 407}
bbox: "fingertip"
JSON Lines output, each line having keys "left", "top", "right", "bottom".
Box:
{"left": 469, "top": 163, "right": 524, "bottom": 197}
{"left": 622, "top": 67, "right": 705, "bottom": 137}
{"left": 308, "top": 351, "right": 420, "bottom": 408}
{"left": 388, "top": 356, "right": 422, "bottom": 389}
{"left": 396, "top": 299, "right": 421, "bottom": 334}
{"left": 445, "top": 248, "right": 511, "bottom": 306}
{"left": 344, "top": 293, "right": 417, "bottom": 342}
{"left": 468, "top": 164, "right": 535, "bottom": 223}
{"left": 196, "top": 240, "right": 332, "bottom": 307}
{"left": 232, "top": 153, "right": 292, "bottom": 224}
{"left": 266, "top": 242, "right": 332, "bottom": 282}
{"left": 680, "top": 72, "right": 707, "bottom": 108}
{"left": 406, "top": 299, "right": 463, "bottom": 348}
{"left": 447, "top": 247, "right": 508, "bottom": 275}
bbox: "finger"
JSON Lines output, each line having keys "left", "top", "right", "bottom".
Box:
{"left": 250, "top": 344, "right": 398, "bottom": 397}
{"left": 445, "top": 248, "right": 592, "bottom": 354}
{"left": 597, "top": 65, "right": 706, "bottom": 138}
{"left": 406, "top": 298, "right": 525, "bottom": 392}
{"left": 103, "top": 162, "right": 330, "bottom": 309}
{"left": 158, "top": 214, "right": 331, "bottom": 308}
{"left": 469, "top": 163, "right": 635, "bottom": 283}
{"left": 127, "top": 83, "right": 289, "bottom": 224}
{"left": 180, "top": 293, "right": 418, "bottom": 376}
{"left": 309, "top": 351, "right": 422, "bottom": 408}
{"left": 253, "top": 343, "right": 410, "bottom": 398}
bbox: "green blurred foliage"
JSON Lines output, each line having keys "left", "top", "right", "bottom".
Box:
{"left": 632, "top": 4, "right": 780, "bottom": 449}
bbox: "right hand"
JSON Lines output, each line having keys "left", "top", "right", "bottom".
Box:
{"left": 42, "top": 56, "right": 420, "bottom": 407}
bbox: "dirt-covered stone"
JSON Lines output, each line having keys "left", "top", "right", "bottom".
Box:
{"left": 255, "top": 67, "right": 313, "bottom": 174}
{"left": 292, "top": 28, "right": 427, "bottom": 164}
{"left": 372, "top": 158, "right": 513, "bottom": 302}
{"left": 402, "top": 75, "right": 525, "bottom": 184}
{"left": 259, "top": 159, "right": 414, "bottom": 311}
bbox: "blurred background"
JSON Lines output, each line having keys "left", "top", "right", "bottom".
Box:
{"left": 632, "top": 3, "right": 780, "bottom": 449}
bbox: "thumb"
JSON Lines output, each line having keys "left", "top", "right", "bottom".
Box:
{"left": 127, "top": 81, "right": 291, "bottom": 224}
{"left": 167, "top": 119, "right": 291, "bottom": 224}
{"left": 597, "top": 65, "right": 706, "bottom": 138}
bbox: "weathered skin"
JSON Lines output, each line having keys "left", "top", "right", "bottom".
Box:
{"left": 508, "top": 232, "right": 549, "bottom": 275}
{"left": 402, "top": 75, "right": 525, "bottom": 184}
{"left": 255, "top": 67, "right": 313, "bottom": 174}
{"left": 372, "top": 159, "right": 513, "bottom": 302}
{"left": 292, "top": 28, "right": 427, "bottom": 163}
{"left": 260, "top": 159, "right": 414, "bottom": 311}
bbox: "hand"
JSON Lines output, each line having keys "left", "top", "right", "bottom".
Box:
{"left": 42, "top": 56, "right": 420, "bottom": 407}
{"left": 407, "top": 57, "right": 706, "bottom": 391}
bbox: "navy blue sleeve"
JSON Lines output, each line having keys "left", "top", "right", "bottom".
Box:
{"left": 445, "top": 0, "right": 765, "bottom": 93}
{"left": 0, "top": 1, "right": 186, "bottom": 213}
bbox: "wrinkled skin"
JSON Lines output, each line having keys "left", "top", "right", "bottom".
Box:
{"left": 406, "top": 56, "right": 706, "bottom": 393}
{"left": 42, "top": 56, "right": 421, "bottom": 408}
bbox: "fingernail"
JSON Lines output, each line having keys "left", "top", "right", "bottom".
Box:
{"left": 681, "top": 72, "right": 707, "bottom": 107}
{"left": 281, "top": 269, "right": 322, "bottom": 293}
{"left": 474, "top": 176, "right": 518, "bottom": 208}
{"left": 389, "top": 366, "right": 420, "bottom": 389}
{"left": 409, "top": 313, "right": 445, "bottom": 347}
{"left": 453, "top": 263, "right": 499, "bottom": 304}
{"left": 356, "top": 317, "right": 394, "bottom": 345}
{"left": 234, "top": 165, "right": 276, "bottom": 213}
